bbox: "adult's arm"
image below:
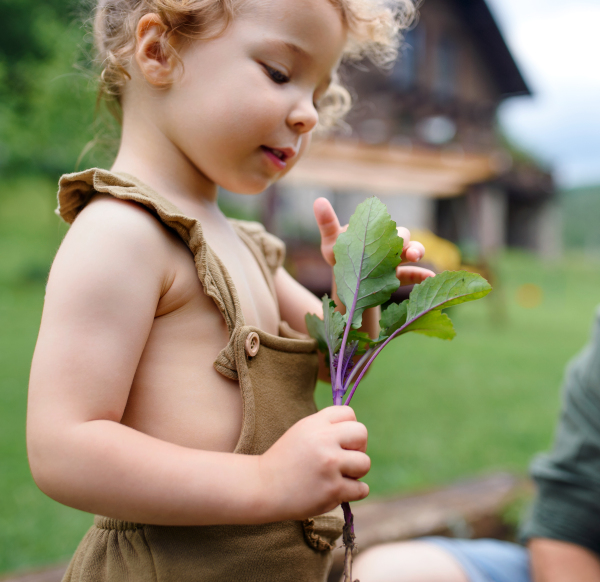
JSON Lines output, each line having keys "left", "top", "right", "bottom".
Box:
{"left": 529, "top": 538, "right": 600, "bottom": 582}
{"left": 521, "top": 308, "right": 600, "bottom": 579}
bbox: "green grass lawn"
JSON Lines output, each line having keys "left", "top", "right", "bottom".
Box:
{"left": 2, "top": 177, "right": 600, "bottom": 574}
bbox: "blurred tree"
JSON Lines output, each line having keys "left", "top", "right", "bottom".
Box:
{"left": 0, "top": 0, "right": 116, "bottom": 179}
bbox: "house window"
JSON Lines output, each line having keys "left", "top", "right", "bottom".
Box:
{"left": 391, "top": 26, "right": 424, "bottom": 90}
{"left": 435, "top": 35, "right": 458, "bottom": 99}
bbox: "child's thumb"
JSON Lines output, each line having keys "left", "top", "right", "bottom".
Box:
{"left": 313, "top": 198, "right": 341, "bottom": 246}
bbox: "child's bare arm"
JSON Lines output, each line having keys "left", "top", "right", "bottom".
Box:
{"left": 28, "top": 196, "right": 368, "bottom": 525}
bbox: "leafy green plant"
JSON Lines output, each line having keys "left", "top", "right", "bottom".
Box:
{"left": 305, "top": 197, "right": 491, "bottom": 581}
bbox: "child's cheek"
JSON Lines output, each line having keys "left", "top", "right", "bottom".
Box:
{"left": 277, "top": 133, "right": 311, "bottom": 180}
{"left": 297, "top": 133, "right": 312, "bottom": 161}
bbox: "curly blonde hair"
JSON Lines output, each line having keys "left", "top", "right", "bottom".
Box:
{"left": 94, "top": 0, "right": 416, "bottom": 129}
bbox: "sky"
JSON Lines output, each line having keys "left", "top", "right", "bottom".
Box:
{"left": 485, "top": 0, "right": 600, "bottom": 188}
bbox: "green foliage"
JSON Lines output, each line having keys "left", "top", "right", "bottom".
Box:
{"left": 406, "top": 271, "right": 492, "bottom": 320}
{"left": 347, "top": 329, "right": 372, "bottom": 355}
{"left": 376, "top": 271, "right": 490, "bottom": 341}
{"left": 322, "top": 295, "right": 345, "bottom": 355}
{"left": 0, "top": 0, "right": 82, "bottom": 64}
{"left": 0, "top": 0, "right": 116, "bottom": 178}
{"left": 377, "top": 301, "right": 408, "bottom": 341}
{"left": 333, "top": 197, "right": 403, "bottom": 328}
{"left": 305, "top": 312, "right": 328, "bottom": 354}
{"left": 344, "top": 270, "right": 490, "bottom": 397}
{"left": 402, "top": 310, "right": 456, "bottom": 340}
{"left": 310, "top": 199, "right": 491, "bottom": 415}
{"left": 377, "top": 283, "right": 468, "bottom": 342}
{"left": 306, "top": 295, "right": 346, "bottom": 358}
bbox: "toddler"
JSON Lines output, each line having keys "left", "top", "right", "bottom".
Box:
{"left": 27, "top": 0, "right": 432, "bottom": 580}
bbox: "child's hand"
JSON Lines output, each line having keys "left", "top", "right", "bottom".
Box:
{"left": 314, "top": 197, "right": 435, "bottom": 285}
{"left": 257, "top": 406, "right": 370, "bottom": 520}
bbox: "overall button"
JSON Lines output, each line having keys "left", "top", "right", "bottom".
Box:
{"left": 245, "top": 332, "right": 260, "bottom": 357}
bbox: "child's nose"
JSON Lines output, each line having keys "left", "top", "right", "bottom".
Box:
{"left": 287, "top": 99, "right": 318, "bottom": 134}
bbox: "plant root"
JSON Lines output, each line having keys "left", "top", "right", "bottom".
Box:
{"left": 342, "top": 507, "right": 359, "bottom": 582}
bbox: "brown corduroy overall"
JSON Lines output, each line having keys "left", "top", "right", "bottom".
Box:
{"left": 56, "top": 169, "right": 344, "bottom": 582}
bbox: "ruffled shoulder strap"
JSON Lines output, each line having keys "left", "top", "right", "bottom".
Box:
{"left": 227, "top": 219, "right": 285, "bottom": 312}
{"left": 57, "top": 168, "right": 244, "bottom": 380}
{"left": 228, "top": 219, "right": 286, "bottom": 275}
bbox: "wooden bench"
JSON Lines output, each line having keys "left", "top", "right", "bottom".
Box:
{"left": 0, "top": 473, "right": 529, "bottom": 582}
{"left": 0, "top": 566, "right": 68, "bottom": 582}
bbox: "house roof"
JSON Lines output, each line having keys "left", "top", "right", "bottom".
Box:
{"left": 452, "top": 0, "right": 531, "bottom": 98}
{"left": 283, "top": 140, "right": 503, "bottom": 197}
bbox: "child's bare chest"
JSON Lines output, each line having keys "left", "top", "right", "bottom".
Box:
{"left": 203, "top": 223, "right": 281, "bottom": 335}
{"left": 120, "top": 226, "right": 280, "bottom": 452}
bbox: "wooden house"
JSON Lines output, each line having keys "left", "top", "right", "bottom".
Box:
{"left": 268, "top": 0, "right": 558, "bottom": 261}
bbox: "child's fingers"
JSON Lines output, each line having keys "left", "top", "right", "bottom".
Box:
{"left": 340, "top": 451, "right": 371, "bottom": 479}
{"left": 342, "top": 478, "right": 370, "bottom": 502}
{"left": 313, "top": 198, "right": 341, "bottom": 243}
{"left": 335, "top": 421, "right": 368, "bottom": 452}
{"left": 397, "top": 227, "right": 426, "bottom": 262}
{"left": 397, "top": 226, "right": 411, "bottom": 247}
{"left": 403, "top": 241, "right": 426, "bottom": 263}
{"left": 318, "top": 405, "right": 357, "bottom": 424}
{"left": 314, "top": 198, "right": 344, "bottom": 266}
{"left": 396, "top": 266, "right": 436, "bottom": 286}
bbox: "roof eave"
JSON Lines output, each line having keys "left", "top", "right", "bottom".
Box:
{"left": 452, "top": 0, "right": 532, "bottom": 99}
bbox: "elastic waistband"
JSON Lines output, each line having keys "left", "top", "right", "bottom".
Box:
{"left": 94, "top": 515, "right": 145, "bottom": 531}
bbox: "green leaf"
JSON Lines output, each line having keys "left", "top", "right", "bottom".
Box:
{"left": 377, "top": 300, "right": 408, "bottom": 341}
{"left": 322, "top": 295, "right": 345, "bottom": 356}
{"left": 333, "top": 197, "right": 404, "bottom": 328}
{"left": 374, "top": 272, "right": 488, "bottom": 345}
{"left": 403, "top": 310, "right": 456, "bottom": 340}
{"left": 347, "top": 328, "right": 372, "bottom": 355}
{"left": 377, "top": 299, "right": 456, "bottom": 343}
{"left": 305, "top": 313, "right": 328, "bottom": 354}
{"left": 406, "top": 271, "right": 492, "bottom": 321}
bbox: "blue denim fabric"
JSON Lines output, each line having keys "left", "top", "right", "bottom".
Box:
{"left": 424, "top": 537, "right": 531, "bottom": 582}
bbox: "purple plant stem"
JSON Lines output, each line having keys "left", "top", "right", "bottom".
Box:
{"left": 334, "top": 291, "right": 358, "bottom": 404}
{"left": 334, "top": 212, "right": 374, "bottom": 577}
{"left": 340, "top": 342, "right": 358, "bottom": 387}
{"left": 335, "top": 207, "right": 371, "bottom": 405}
{"left": 343, "top": 347, "right": 374, "bottom": 393}
{"left": 329, "top": 349, "right": 337, "bottom": 402}
{"left": 342, "top": 501, "right": 355, "bottom": 534}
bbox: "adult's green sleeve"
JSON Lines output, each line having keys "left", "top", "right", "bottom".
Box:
{"left": 520, "top": 308, "right": 600, "bottom": 554}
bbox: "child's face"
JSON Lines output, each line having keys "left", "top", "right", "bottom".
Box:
{"left": 160, "top": 0, "right": 347, "bottom": 194}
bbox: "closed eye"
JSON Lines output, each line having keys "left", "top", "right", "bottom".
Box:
{"left": 263, "top": 64, "right": 290, "bottom": 84}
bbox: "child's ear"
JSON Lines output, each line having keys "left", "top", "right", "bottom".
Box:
{"left": 135, "top": 13, "right": 178, "bottom": 87}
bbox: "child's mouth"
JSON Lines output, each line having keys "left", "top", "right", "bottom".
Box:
{"left": 261, "top": 146, "right": 289, "bottom": 170}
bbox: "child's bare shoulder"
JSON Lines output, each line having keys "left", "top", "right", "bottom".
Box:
{"left": 56, "top": 193, "right": 190, "bottom": 283}
{"left": 48, "top": 193, "right": 200, "bottom": 322}
{"left": 65, "top": 193, "right": 181, "bottom": 260}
